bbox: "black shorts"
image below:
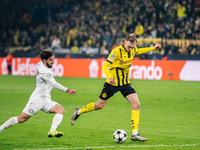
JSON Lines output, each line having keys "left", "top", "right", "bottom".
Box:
{"left": 99, "top": 82, "right": 136, "bottom": 100}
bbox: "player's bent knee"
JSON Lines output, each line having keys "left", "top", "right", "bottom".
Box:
{"left": 55, "top": 108, "right": 65, "bottom": 115}
{"left": 60, "top": 109, "right": 65, "bottom": 115}
{"left": 58, "top": 107, "right": 65, "bottom": 115}
{"left": 18, "top": 117, "right": 29, "bottom": 123}
{"left": 95, "top": 104, "right": 104, "bottom": 110}
{"left": 132, "top": 102, "right": 140, "bottom": 110}
{"left": 137, "top": 103, "right": 140, "bottom": 109}
{"left": 95, "top": 99, "right": 107, "bottom": 110}
{"left": 51, "top": 104, "right": 65, "bottom": 114}
{"left": 17, "top": 113, "right": 31, "bottom": 123}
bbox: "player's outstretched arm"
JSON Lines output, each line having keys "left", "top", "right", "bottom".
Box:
{"left": 66, "top": 89, "right": 76, "bottom": 95}
{"left": 154, "top": 43, "right": 161, "bottom": 49}
{"left": 136, "top": 43, "right": 161, "bottom": 55}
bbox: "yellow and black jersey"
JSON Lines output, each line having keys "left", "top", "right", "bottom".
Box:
{"left": 102, "top": 44, "right": 155, "bottom": 86}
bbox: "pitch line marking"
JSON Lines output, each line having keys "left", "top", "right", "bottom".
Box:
{"left": 14, "top": 143, "right": 200, "bottom": 150}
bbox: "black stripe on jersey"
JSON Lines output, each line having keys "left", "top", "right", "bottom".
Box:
{"left": 120, "top": 48, "right": 122, "bottom": 58}
{"left": 106, "top": 60, "right": 112, "bottom": 64}
{"left": 128, "top": 52, "right": 130, "bottom": 58}
{"left": 116, "top": 67, "right": 127, "bottom": 86}
{"left": 121, "top": 70, "right": 125, "bottom": 86}
{"left": 122, "top": 44, "right": 126, "bottom": 51}
{"left": 126, "top": 72, "right": 128, "bottom": 84}
{"left": 116, "top": 68, "right": 120, "bottom": 86}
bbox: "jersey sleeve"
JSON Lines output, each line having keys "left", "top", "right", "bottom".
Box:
{"left": 102, "top": 61, "right": 112, "bottom": 79}
{"left": 135, "top": 47, "right": 155, "bottom": 55}
{"left": 51, "top": 80, "right": 68, "bottom": 92}
{"left": 107, "top": 49, "right": 117, "bottom": 64}
{"left": 102, "top": 50, "right": 118, "bottom": 79}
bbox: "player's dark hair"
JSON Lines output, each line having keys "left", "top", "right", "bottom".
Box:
{"left": 126, "top": 33, "right": 137, "bottom": 43}
{"left": 40, "top": 50, "right": 54, "bottom": 60}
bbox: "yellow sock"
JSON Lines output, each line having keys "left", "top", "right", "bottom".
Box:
{"left": 131, "top": 110, "right": 139, "bottom": 135}
{"left": 79, "top": 103, "right": 95, "bottom": 114}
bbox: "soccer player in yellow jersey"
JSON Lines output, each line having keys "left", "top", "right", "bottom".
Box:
{"left": 71, "top": 33, "right": 161, "bottom": 142}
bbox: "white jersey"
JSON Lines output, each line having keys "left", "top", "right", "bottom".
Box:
{"left": 23, "top": 61, "right": 68, "bottom": 116}
{"left": 30, "top": 61, "right": 67, "bottom": 100}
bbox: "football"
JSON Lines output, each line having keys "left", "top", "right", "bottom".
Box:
{"left": 113, "top": 129, "right": 127, "bottom": 143}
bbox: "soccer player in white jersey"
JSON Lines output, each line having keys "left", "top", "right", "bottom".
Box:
{"left": 0, "top": 50, "right": 76, "bottom": 138}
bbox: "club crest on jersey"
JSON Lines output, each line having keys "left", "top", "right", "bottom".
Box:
{"left": 108, "top": 54, "right": 115, "bottom": 62}
{"left": 111, "top": 54, "right": 115, "bottom": 59}
{"left": 29, "top": 109, "right": 34, "bottom": 114}
{"left": 102, "top": 92, "right": 107, "bottom": 98}
{"left": 47, "top": 73, "right": 52, "bottom": 78}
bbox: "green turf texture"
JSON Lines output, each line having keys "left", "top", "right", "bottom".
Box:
{"left": 0, "top": 75, "right": 200, "bottom": 150}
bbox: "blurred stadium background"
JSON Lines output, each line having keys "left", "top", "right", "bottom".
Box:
{"left": 0, "top": 0, "right": 200, "bottom": 80}
{"left": 0, "top": 1, "right": 200, "bottom": 149}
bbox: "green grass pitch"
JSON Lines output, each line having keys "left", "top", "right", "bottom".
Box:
{"left": 0, "top": 75, "right": 200, "bottom": 150}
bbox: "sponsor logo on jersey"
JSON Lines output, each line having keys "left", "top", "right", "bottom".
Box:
{"left": 119, "top": 59, "right": 132, "bottom": 65}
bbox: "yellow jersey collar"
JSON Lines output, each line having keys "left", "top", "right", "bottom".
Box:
{"left": 122, "top": 44, "right": 128, "bottom": 52}
{"left": 122, "top": 44, "right": 132, "bottom": 53}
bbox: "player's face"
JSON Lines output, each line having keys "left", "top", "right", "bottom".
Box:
{"left": 46, "top": 55, "right": 54, "bottom": 68}
{"left": 124, "top": 40, "right": 136, "bottom": 52}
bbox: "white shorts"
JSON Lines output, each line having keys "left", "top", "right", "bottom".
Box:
{"left": 23, "top": 97, "right": 58, "bottom": 116}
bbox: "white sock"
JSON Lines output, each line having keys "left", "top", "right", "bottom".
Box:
{"left": 0, "top": 117, "right": 18, "bottom": 132}
{"left": 77, "top": 109, "right": 81, "bottom": 115}
{"left": 50, "top": 114, "right": 63, "bottom": 131}
{"left": 132, "top": 130, "right": 138, "bottom": 136}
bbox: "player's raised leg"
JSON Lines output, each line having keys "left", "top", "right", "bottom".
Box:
{"left": 0, "top": 117, "right": 18, "bottom": 133}
{"left": 0, "top": 112, "right": 31, "bottom": 133}
{"left": 71, "top": 99, "right": 107, "bottom": 125}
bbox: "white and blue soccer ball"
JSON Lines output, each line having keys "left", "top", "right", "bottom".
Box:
{"left": 113, "top": 129, "right": 127, "bottom": 143}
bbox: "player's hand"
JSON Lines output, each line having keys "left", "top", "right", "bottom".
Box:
{"left": 109, "top": 77, "right": 115, "bottom": 85}
{"left": 66, "top": 89, "right": 76, "bottom": 95}
{"left": 154, "top": 43, "right": 161, "bottom": 49}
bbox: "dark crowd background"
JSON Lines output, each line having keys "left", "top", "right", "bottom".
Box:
{"left": 0, "top": 0, "right": 200, "bottom": 60}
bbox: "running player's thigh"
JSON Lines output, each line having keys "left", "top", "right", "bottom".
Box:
{"left": 126, "top": 93, "right": 140, "bottom": 110}
{"left": 23, "top": 98, "right": 44, "bottom": 116}
{"left": 49, "top": 103, "right": 65, "bottom": 114}
{"left": 42, "top": 100, "right": 59, "bottom": 113}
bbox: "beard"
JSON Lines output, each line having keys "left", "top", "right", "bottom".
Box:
{"left": 47, "top": 62, "right": 53, "bottom": 68}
